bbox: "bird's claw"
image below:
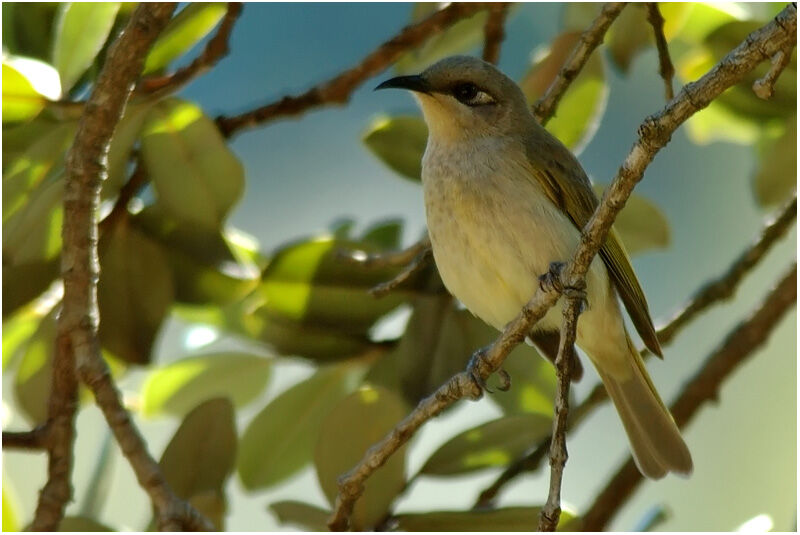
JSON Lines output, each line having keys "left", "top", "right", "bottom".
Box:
{"left": 538, "top": 261, "right": 566, "bottom": 293}
{"left": 467, "top": 348, "right": 512, "bottom": 395}
{"left": 497, "top": 369, "right": 512, "bottom": 392}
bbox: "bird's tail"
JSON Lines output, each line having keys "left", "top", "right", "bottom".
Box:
{"left": 596, "top": 335, "right": 693, "bottom": 479}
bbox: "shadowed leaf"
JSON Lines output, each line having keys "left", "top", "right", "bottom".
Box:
{"left": 593, "top": 184, "right": 671, "bottom": 254}
{"left": 396, "top": 507, "right": 576, "bottom": 531}
{"left": 3, "top": 177, "right": 64, "bottom": 264}
{"left": 14, "top": 311, "right": 56, "bottom": 424}
{"left": 269, "top": 501, "right": 331, "bottom": 531}
{"left": 362, "top": 115, "right": 427, "bottom": 181}
{"left": 753, "top": 118, "right": 796, "bottom": 209}
{"left": 607, "top": 4, "right": 651, "bottom": 73}
{"left": 2, "top": 259, "right": 60, "bottom": 319}
{"left": 314, "top": 385, "right": 408, "bottom": 530}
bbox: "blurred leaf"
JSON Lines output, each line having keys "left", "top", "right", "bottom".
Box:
{"left": 105, "top": 102, "right": 153, "bottom": 198}
{"left": 673, "top": 3, "right": 739, "bottom": 44}
{"left": 79, "top": 433, "right": 115, "bottom": 519}
{"left": 159, "top": 398, "right": 236, "bottom": 530}
{"left": 607, "top": 4, "right": 651, "bottom": 73}
{"left": 2, "top": 4, "right": 59, "bottom": 62}
{"left": 3, "top": 177, "right": 64, "bottom": 264}
{"left": 187, "top": 489, "right": 227, "bottom": 531}
{"left": 395, "top": 7, "right": 488, "bottom": 74}
{"left": 421, "top": 414, "right": 552, "bottom": 476}
{"left": 2, "top": 480, "right": 20, "bottom": 532}
{"left": 521, "top": 32, "right": 608, "bottom": 152}
{"left": 141, "top": 98, "right": 244, "bottom": 229}
{"left": 562, "top": 3, "right": 600, "bottom": 31}
{"left": 3, "top": 121, "right": 74, "bottom": 221}
{"left": 314, "top": 385, "right": 408, "bottom": 530}
{"left": 133, "top": 205, "right": 260, "bottom": 305}
{"left": 269, "top": 500, "right": 331, "bottom": 531}
{"left": 396, "top": 506, "right": 576, "bottom": 531}
{"left": 2, "top": 61, "right": 47, "bottom": 123}
{"left": 141, "top": 352, "right": 271, "bottom": 417}
{"left": 58, "top": 517, "right": 114, "bottom": 532}
{"left": 52, "top": 3, "right": 121, "bottom": 92}
{"left": 3, "top": 304, "right": 49, "bottom": 370}
{"left": 658, "top": 3, "right": 693, "bottom": 40}
{"left": 593, "top": 184, "right": 670, "bottom": 254}
{"left": 14, "top": 310, "right": 57, "bottom": 424}
{"left": 492, "top": 347, "right": 557, "bottom": 416}
{"left": 362, "top": 115, "right": 427, "bottom": 181}
{"left": 144, "top": 3, "right": 227, "bottom": 74}
{"left": 2, "top": 258, "right": 60, "bottom": 319}
{"left": 361, "top": 219, "right": 403, "bottom": 250}
{"left": 98, "top": 220, "right": 175, "bottom": 364}
{"left": 237, "top": 361, "right": 367, "bottom": 490}
{"left": 753, "top": 118, "right": 796, "bottom": 208}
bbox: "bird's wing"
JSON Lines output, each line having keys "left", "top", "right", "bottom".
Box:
{"left": 526, "top": 135, "right": 663, "bottom": 357}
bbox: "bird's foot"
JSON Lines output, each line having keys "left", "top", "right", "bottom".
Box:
{"left": 467, "top": 348, "right": 512, "bottom": 395}
{"left": 538, "top": 261, "right": 566, "bottom": 293}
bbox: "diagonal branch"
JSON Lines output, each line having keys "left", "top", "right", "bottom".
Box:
{"left": 47, "top": 2, "right": 212, "bottom": 531}
{"left": 215, "top": 3, "right": 496, "bottom": 137}
{"left": 646, "top": 3, "right": 675, "bottom": 101}
{"left": 137, "top": 2, "right": 243, "bottom": 96}
{"left": 533, "top": 2, "right": 627, "bottom": 124}
{"left": 752, "top": 42, "right": 795, "bottom": 99}
{"left": 325, "top": 5, "right": 797, "bottom": 530}
{"left": 581, "top": 263, "right": 797, "bottom": 531}
{"left": 482, "top": 3, "right": 511, "bottom": 64}
{"left": 474, "top": 192, "right": 797, "bottom": 508}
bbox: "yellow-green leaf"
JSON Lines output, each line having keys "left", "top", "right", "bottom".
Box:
{"left": 314, "top": 385, "right": 408, "bottom": 530}
{"left": 269, "top": 501, "right": 331, "bottom": 531}
{"left": 2, "top": 480, "right": 21, "bottom": 532}
{"left": 141, "top": 352, "right": 271, "bottom": 417}
{"left": 2, "top": 62, "right": 47, "bottom": 122}
{"left": 144, "top": 3, "right": 227, "bottom": 74}
{"left": 52, "top": 3, "right": 121, "bottom": 91}
{"left": 362, "top": 115, "right": 427, "bottom": 181}
{"left": 141, "top": 98, "right": 244, "bottom": 229}
{"left": 594, "top": 183, "right": 671, "bottom": 254}
{"left": 754, "top": 118, "right": 797, "bottom": 208}
{"left": 14, "top": 311, "right": 57, "bottom": 424}
{"left": 2, "top": 176, "right": 64, "bottom": 264}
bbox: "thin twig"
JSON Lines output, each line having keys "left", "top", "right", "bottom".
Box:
{"left": 482, "top": 3, "right": 511, "bottom": 64}
{"left": 646, "top": 3, "right": 675, "bottom": 101}
{"left": 369, "top": 247, "right": 433, "bottom": 297}
{"left": 2, "top": 424, "right": 50, "bottom": 450}
{"left": 581, "top": 264, "right": 797, "bottom": 531}
{"left": 138, "top": 2, "right": 243, "bottom": 96}
{"left": 215, "top": 3, "right": 496, "bottom": 137}
{"left": 538, "top": 287, "right": 584, "bottom": 531}
{"left": 339, "top": 236, "right": 431, "bottom": 269}
{"left": 474, "top": 193, "right": 797, "bottom": 508}
{"left": 47, "top": 2, "right": 213, "bottom": 531}
{"left": 752, "top": 43, "right": 794, "bottom": 99}
{"left": 533, "top": 2, "right": 627, "bottom": 124}
{"left": 326, "top": 5, "right": 797, "bottom": 530}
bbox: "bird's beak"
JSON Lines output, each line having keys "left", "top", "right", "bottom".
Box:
{"left": 374, "top": 75, "right": 431, "bottom": 94}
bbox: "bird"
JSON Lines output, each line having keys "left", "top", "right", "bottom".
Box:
{"left": 376, "top": 55, "right": 692, "bottom": 479}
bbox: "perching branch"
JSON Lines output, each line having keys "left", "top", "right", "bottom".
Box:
{"left": 482, "top": 3, "right": 511, "bottom": 64}
{"left": 138, "top": 2, "right": 243, "bottom": 96}
{"left": 752, "top": 43, "right": 795, "bottom": 99}
{"left": 646, "top": 3, "right": 675, "bottom": 101}
{"left": 215, "top": 3, "right": 496, "bottom": 137}
{"left": 538, "top": 287, "right": 584, "bottom": 531}
{"left": 533, "top": 2, "right": 627, "bottom": 124}
{"left": 41, "top": 2, "right": 212, "bottom": 531}
{"left": 581, "top": 263, "right": 797, "bottom": 531}
{"left": 326, "top": 5, "right": 796, "bottom": 530}
{"left": 475, "top": 192, "right": 797, "bottom": 508}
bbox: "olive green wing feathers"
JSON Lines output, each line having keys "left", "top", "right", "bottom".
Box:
{"left": 525, "top": 133, "right": 663, "bottom": 357}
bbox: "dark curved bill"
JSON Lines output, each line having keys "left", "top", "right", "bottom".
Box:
{"left": 374, "top": 75, "right": 431, "bottom": 94}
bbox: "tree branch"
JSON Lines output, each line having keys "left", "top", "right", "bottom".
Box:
{"left": 752, "top": 43, "right": 795, "bottom": 99}
{"left": 2, "top": 425, "right": 49, "bottom": 450}
{"left": 482, "top": 3, "right": 511, "bottom": 64}
{"left": 138, "top": 2, "right": 243, "bottom": 96}
{"left": 646, "top": 2, "right": 675, "bottom": 101}
{"left": 215, "top": 3, "right": 496, "bottom": 137}
{"left": 533, "top": 2, "right": 627, "bottom": 124}
{"left": 326, "top": 6, "right": 796, "bottom": 529}
{"left": 46, "top": 2, "right": 212, "bottom": 531}
{"left": 581, "top": 263, "right": 797, "bottom": 531}
{"left": 474, "top": 192, "right": 797, "bottom": 508}
{"left": 538, "top": 288, "right": 584, "bottom": 531}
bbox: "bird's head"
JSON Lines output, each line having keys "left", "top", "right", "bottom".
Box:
{"left": 376, "top": 55, "right": 532, "bottom": 142}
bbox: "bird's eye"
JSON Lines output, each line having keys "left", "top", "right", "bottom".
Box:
{"left": 452, "top": 82, "right": 495, "bottom": 106}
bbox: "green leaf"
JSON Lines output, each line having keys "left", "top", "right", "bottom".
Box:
{"left": 3, "top": 177, "right": 64, "bottom": 264}
{"left": 269, "top": 501, "right": 331, "bottom": 531}
{"left": 362, "top": 115, "right": 427, "bottom": 181}
{"left": 396, "top": 507, "right": 576, "bottom": 531}
{"left": 361, "top": 219, "right": 403, "bottom": 250}
{"left": 753, "top": 118, "right": 797, "bottom": 208}
{"left": 2, "top": 4, "right": 60, "bottom": 63}
{"left": 141, "top": 98, "right": 245, "bottom": 229}
{"left": 14, "top": 311, "right": 57, "bottom": 424}
{"left": 132, "top": 205, "right": 259, "bottom": 305}
{"left": 521, "top": 31, "right": 608, "bottom": 152}
{"left": 144, "top": 3, "right": 227, "bottom": 74}
{"left": 491, "top": 347, "right": 557, "bottom": 416}
{"left": 58, "top": 517, "right": 114, "bottom": 532}
{"left": 105, "top": 102, "right": 153, "bottom": 198}
{"left": 98, "top": 220, "right": 175, "bottom": 364}
{"left": 395, "top": 7, "right": 488, "bottom": 74}
{"left": 2, "top": 480, "right": 20, "bottom": 532}
{"left": 607, "top": 4, "right": 651, "bottom": 73}
{"left": 3, "top": 120, "right": 74, "bottom": 221}
{"left": 237, "top": 361, "right": 366, "bottom": 490}
{"left": 2, "top": 258, "right": 60, "bottom": 319}
{"left": 141, "top": 352, "right": 271, "bottom": 417}
{"left": 159, "top": 398, "right": 236, "bottom": 530}
{"left": 3, "top": 304, "right": 49, "bottom": 370}
{"left": 593, "top": 184, "right": 671, "bottom": 254}
{"left": 420, "top": 414, "right": 552, "bottom": 476}
{"left": 314, "top": 385, "right": 408, "bottom": 530}
{"left": 1, "top": 61, "right": 50, "bottom": 123}
{"left": 52, "top": 3, "right": 121, "bottom": 92}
